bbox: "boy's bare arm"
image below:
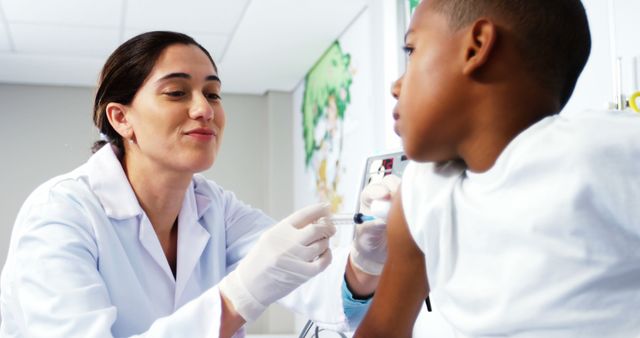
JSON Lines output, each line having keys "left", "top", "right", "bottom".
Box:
{"left": 353, "top": 188, "right": 428, "bottom": 338}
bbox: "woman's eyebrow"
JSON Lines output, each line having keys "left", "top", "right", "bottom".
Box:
{"left": 157, "top": 72, "right": 190, "bottom": 82}
{"left": 156, "top": 73, "right": 221, "bottom": 84}
{"left": 206, "top": 75, "right": 221, "bottom": 84}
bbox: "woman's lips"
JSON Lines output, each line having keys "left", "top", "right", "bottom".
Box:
{"left": 185, "top": 128, "right": 216, "bottom": 141}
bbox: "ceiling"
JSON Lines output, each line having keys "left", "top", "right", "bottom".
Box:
{"left": 0, "top": 0, "right": 368, "bottom": 94}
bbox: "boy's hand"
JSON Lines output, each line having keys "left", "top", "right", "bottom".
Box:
{"left": 353, "top": 191, "right": 428, "bottom": 338}
{"left": 350, "top": 174, "right": 401, "bottom": 275}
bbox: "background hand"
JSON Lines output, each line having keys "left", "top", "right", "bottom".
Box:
{"left": 350, "top": 174, "right": 400, "bottom": 275}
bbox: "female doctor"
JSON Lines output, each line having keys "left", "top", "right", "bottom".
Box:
{"left": 0, "top": 31, "right": 392, "bottom": 337}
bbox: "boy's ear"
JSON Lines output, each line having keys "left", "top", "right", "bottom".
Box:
{"left": 462, "top": 19, "right": 497, "bottom": 76}
{"left": 105, "top": 103, "right": 134, "bottom": 140}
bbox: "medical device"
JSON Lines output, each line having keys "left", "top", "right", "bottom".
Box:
{"left": 328, "top": 213, "right": 376, "bottom": 225}
{"left": 328, "top": 200, "right": 392, "bottom": 225}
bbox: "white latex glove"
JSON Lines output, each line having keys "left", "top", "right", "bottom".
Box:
{"left": 218, "top": 203, "right": 336, "bottom": 322}
{"left": 350, "top": 174, "right": 401, "bottom": 275}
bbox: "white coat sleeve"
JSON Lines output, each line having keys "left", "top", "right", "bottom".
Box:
{"left": 8, "top": 189, "right": 223, "bottom": 337}
{"left": 219, "top": 188, "right": 274, "bottom": 273}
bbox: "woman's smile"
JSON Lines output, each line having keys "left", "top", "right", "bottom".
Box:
{"left": 184, "top": 127, "right": 216, "bottom": 141}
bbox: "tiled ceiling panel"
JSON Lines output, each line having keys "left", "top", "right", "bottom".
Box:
{"left": 220, "top": 0, "right": 368, "bottom": 93}
{"left": 2, "top": 0, "right": 123, "bottom": 27}
{"left": 125, "top": 0, "right": 249, "bottom": 34}
{"left": 0, "top": 0, "right": 371, "bottom": 94}
{"left": 11, "top": 24, "right": 120, "bottom": 57}
{"left": 0, "top": 53, "right": 104, "bottom": 86}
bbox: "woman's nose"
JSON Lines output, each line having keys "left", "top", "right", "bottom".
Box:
{"left": 190, "top": 93, "right": 214, "bottom": 121}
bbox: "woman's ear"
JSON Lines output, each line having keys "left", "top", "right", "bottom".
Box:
{"left": 105, "top": 103, "right": 134, "bottom": 140}
{"left": 462, "top": 19, "right": 497, "bottom": 76}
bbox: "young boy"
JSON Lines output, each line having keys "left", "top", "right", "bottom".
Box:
{"left": 355, "top": 0, "right": 640, "bottom": 337}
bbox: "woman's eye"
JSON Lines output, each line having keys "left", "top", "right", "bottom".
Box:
{"left": 165, "top": 91, "right": 185, "bottom": 97}
{"left": 206, "top": 93, "right": 222, "bottom": 101}
{"left": 402, "top": 45, "right": 414, "bottom": 56}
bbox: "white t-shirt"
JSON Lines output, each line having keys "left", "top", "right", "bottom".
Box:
{"left": 402, "top": 110, "right": 640, "bottom": 338}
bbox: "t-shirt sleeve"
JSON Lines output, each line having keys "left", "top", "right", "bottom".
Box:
{"left": 401, "top": 161, "right": 460, "bottom": 253}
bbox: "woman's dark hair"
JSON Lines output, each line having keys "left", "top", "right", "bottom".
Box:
{"left": 92, "top": 31, "right": 217, "bottom": 153}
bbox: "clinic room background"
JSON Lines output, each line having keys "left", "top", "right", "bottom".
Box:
{"left": 0, "top": 0, "right": 639, "bottom": 335}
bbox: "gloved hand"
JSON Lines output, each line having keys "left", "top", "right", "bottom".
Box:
{"left": 218, "top": 203, "right": 336, "bottom": 322}
{"left": 350, "top": 174, "right": 401, "bottom": 275}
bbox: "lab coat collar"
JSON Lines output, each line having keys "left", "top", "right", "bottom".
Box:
{"left": 175, "top": 181, "right": 211, "bottom": 301}
{"left": 88, "top": 145, "right": 143, "bottom": 220}
{"left": 193, "top": 178, "right": 213, "bottom": 219}
{"left": 88, "top": 145, "right": 214, "bottom": 221}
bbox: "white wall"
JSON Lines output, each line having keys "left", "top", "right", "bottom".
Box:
{"left": 563, "top": 0, "right": 640, "bottom": 114}
{"left": 201, "top": 93, "right": 269, "bottom": 209}
{"left": 0, "top": 84, "right": 98, "bottom": 270}
{"left": 249, "top": 91, "right": 297, "bottom": 335}
{"left": 266, "top": 91, "right": 294, "bottom": 221}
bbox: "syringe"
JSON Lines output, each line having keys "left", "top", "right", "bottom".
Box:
{"left": 323, "top": 200, "right": 391, "bottom": 225}
{"left": 328, "top": 213, "right": 377, "bottom": 225}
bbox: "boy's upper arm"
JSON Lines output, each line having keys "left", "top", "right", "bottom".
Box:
{"left": 354, "top": 187, "right": 428, "bottom": 338}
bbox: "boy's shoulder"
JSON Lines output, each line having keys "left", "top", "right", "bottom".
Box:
{"left": 554, "top": 109, "right": 640, "bottom": 160}
{"left": 498, "top": 109, "right": 640, "bottom": 195}
{"left": 560, "top": 108, "right": 640, "bottom": 131}
{"left": 502, "top": 109, "right": 640, "bottom": 164}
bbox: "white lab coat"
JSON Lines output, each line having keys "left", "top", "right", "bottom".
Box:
{"left": 0, "top": 145, "right": 350, "bottom": 337}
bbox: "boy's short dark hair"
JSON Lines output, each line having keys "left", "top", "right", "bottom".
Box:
{"left": 429, "top": 0, "right": 591, "bottom": 109}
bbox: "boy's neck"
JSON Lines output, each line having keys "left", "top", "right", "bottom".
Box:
{"left": 459, "top": 83, "right": 559, "bottom": 173}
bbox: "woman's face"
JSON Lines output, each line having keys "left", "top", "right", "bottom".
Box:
{"left": 125, "top": 43, "right": 224, "bottom": 174}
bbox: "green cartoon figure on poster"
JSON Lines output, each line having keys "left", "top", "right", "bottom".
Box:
{"left": 302, "top": 41, "right": 353, "bottom": 212}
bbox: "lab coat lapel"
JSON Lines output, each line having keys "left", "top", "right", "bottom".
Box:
{"left": 175, "top": 182, "right": 211, "bottom": 303}
{"left": 138, "top": 213, "right": 177, "bottom": 284}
